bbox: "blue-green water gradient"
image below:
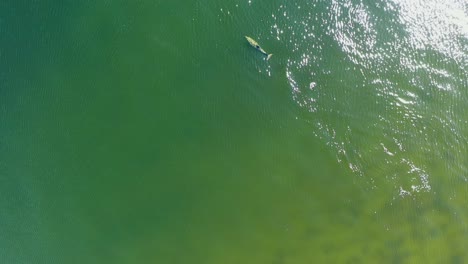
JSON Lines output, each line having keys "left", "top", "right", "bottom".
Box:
{"left": 1, "top": 0, "right": 467, "bottom": 263}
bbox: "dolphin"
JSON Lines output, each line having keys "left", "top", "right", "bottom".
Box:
{"left": 245, "top": 36, "right": 273, "bottom": 60}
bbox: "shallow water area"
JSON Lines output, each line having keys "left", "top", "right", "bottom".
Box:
{"left": 0, "top": 0, "right": 467, "bottom": 263}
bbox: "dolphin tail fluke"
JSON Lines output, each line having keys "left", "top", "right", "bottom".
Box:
{"left": 267, "top": 54, "right": 273, "bottom": 60}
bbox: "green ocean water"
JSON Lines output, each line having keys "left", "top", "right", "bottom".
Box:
{"left": 1, "top": 0, "right": 467, "bottom": 263}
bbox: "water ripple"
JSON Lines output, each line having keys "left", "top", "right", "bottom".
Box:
{"left": 276, "top": 0, "right": 467, "bottom": 197}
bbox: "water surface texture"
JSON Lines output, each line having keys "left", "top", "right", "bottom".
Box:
{"left": 1, "top": 0, "right": 467, "bottom": 263}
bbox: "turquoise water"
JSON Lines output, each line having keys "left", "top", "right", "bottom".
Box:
{"left": 1, "top": 0, "right": 467, "bottom": 263}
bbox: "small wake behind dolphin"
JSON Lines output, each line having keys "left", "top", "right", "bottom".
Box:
{"left": 245, "top": 36, "right": 273, "bottom": 60}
